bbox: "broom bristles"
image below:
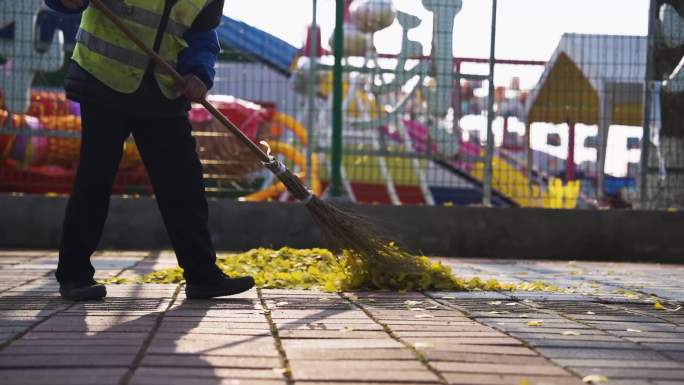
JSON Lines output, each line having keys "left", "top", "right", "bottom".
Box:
{"left": 265, "top": 161, "right": 420, "bottom": 271}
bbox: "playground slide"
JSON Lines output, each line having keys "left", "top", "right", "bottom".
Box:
{"left": 215, "top": 16, "right": 300, "bottom": 75}
{"left": 384, "top": 120, "right": 524, "bottom": 206}
{"left": 454, "top": 139, "right": 581, "bottom": 208}
{"left": 388, "top": 119, "right": 585, "bottom": 208}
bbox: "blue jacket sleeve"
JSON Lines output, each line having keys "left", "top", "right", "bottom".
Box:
{"left": 177, "top": 30, "right": 220, "bottom": 90}
{"left": 44, "top": 0, "right": 89, "bottom": 14}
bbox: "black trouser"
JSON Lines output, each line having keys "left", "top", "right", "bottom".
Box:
{"left": 56, "top": 103, "right": 222, "bottom": 284}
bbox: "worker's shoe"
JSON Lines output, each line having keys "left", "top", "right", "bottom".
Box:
{"left": 185, "top": 274, "right": 255, "bottom": 299}
{"left": 59, "top": 280, "right": 107, "bottom": 301}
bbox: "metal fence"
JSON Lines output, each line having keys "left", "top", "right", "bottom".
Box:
{"left": 1, "top": 0, "right": 682, "bottom": 209}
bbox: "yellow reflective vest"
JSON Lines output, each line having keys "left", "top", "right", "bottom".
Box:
{"left": 73, "top": 0, "right": 210, "bottom": 99}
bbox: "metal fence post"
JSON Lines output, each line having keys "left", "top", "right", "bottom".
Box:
{"left": 306, "top": 0, "right": 318, "bottom": 188}
{"left": 483, "top": 0, "right": 498, "bottom": 206}
{"left": 639, "top": 0, "right": 657, "bottom": 209}
{"left": 330, "top": 0, "right": 344, "bottom": 197}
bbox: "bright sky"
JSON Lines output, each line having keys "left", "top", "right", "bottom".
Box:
{"left": 224, "top": 0, "right": 650, "bottom": 88}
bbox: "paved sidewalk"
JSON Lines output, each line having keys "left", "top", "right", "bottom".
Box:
{"left": 0, "top": 251, "right": 682, "bottom": 385}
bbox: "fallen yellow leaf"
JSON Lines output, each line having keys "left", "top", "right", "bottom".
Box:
{"left": 527, "top": 320, "right": 544, "bottom": 327}
{"left": 582, "top": 374, "right": 608, "bottom": 383}
{"left": 415, "top": 314, "right": 434, "bottom": 318}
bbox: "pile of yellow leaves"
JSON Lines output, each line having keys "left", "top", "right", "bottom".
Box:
{"left": 101, "top": 247, "right": 559, "bottom": 292}
{"left": 101, "top": 247, "right": 558, "bottom": 292}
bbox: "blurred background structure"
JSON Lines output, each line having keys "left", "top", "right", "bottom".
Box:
{"left": 1, "top": 0, "right": 682, "bottom": 210}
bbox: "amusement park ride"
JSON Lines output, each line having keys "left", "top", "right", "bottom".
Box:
{"left": 2, "top": 0, "right": 650, "bottom": 208}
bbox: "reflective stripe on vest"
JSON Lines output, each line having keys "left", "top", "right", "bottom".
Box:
{"left": 73, "top": 0, "right": 209, "bottom": 98}
{"left": 96, "top": 0, "right": 189, "bottom": 38}
{"left": 76, "top": 29, "right": 178, "bottom": 71}
{"left": 76, "top": 29, "right": 149, "bottom": 69}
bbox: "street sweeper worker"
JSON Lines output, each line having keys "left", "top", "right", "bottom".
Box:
{"left": 46, "top": 0, "right": 255, "bottom": 301}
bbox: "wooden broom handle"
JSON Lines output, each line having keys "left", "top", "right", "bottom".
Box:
{"left": 90, "top": 0, "right": 272, "bottom": 163}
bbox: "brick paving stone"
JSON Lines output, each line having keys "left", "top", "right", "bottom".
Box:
{"left": 431, "top": 361, "right": 569, "bottom": 376}
{"left": 401, "top": 336, "right": 523, "bottom": 346}
{"left": 417, "top": 344, "right": 539, "bottom": 355}
{"left": 534, "top": 346, "right": 667, "bottom": 360}
{"left": 162, "top": 314, "right": 267, "bottom": 321}
{"left": 288, "top": 358, "right": 439, "bottom": 382}
{"left": 506, "top": 332, "right": 617, "bottom": 340}
{"left": 274, "top": 321, "right": 384, "bottom": 331}
{"left": 0, "top": 368, "right": 126, "bottom": 385}
{"left": 421, "top": 352, "right": 551, "bottom": 365}
{"left": 21, "top": 331, "right": 149, "bottom": 340}
{"left": 278, "top": 329, "right": 389, "bottom": 339}
{"left": 427, "top": 291, "right": 512, "bottom": 300}
{"left": 41, "top": 314, "right": 158, "bottom": 326}
{"left": 296, "top": 383, "right": 440, "bottom": 385}
{"left": 665, "top": 351, "right": 684, "bottom": 361}
{"left": 285, "top": 347, "right": 416, "bottom": 360}
{"left": 443, "top": 372, "right": 584, "bottom": 385}
{"left": 282, "top": 338, "right": 403, "bottom": 350}
{"left": 521, "top": 339, "right": 643, "bottom": 349}
{"left": 291, "top": 367, "right": 439, "bottom": 382}
{"left": 551, "top": 358, "right": 684, "bottom": 368}
{"left": 142, "top": 354, "right": 282, "bottom": 368}
{"left": 130, "top": 376, "right": 286, "bottom": 385}
{"left": 31, "top": 322, "right": 155, "bottom": 333}
{"left": 568, "top": 367, "right": 684, "bottom": 380}
{"left": 155, "top": 329, "right": 271, "bottom": 337}
{"left": 0, "top": 325, "right": 32, "bottom": 333}
{"left": 11, "top": 337, "right": 144, "bottom": 346}
{"left": 134, "top": 367, "right": 285, "bottom": 380}
{"left": 148, "top": 337, "right": 280, "bottom": 356}
{"left": 1, "top": 345, "right": 141, "bottom": 355}
{"left": 583, "top": 321, "right": 681, "bottom": 332}
{"left": 642, "top": 342, "right": 684, "bottom": 351}
{"left": 394, "top": 330, "right": 508, "bottom": 338}
{"left": 268, "top": 310, "right": 370, "bottom": 320}
{"left": 0, "top": 353, "right": 135, "bottom": 367}
{"left": 382, "top": 324, "right": 493, "bottom": 332}
{"left": 289, "top": 359, "right": 425, "bottom": 371}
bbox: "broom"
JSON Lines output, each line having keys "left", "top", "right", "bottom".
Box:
{"left": 90, "top": 0, "right": 421, "bottom": 273}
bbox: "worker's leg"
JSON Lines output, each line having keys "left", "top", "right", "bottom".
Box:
{"left": 131, "top": 114, "right": 222, "bottom": 283}
{"left": 56, "top": 103, "right": 130, "bottom": 284}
